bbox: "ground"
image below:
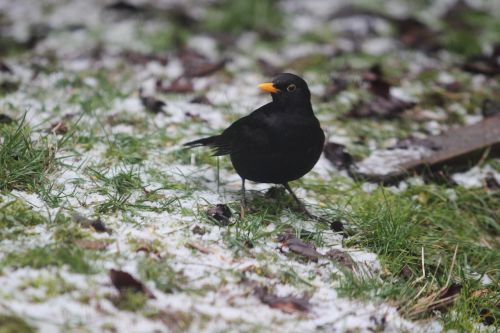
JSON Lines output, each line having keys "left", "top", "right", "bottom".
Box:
{"left": 0, "top": 0, "right": 499, "bottom": 332}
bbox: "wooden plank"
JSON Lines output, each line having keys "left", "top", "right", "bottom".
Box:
{"left": 352, "top": 114, "right": 500, "bottom": 184}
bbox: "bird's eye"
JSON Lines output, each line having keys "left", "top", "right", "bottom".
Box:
{"left": 287, "top": 84, "right": 296, "bottom": 92}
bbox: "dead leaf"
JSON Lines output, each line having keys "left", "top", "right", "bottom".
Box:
{"left": 427, "top": 283, "right": 462, "bottom": 312}
{"left": 139, "top": 91, "right": 166, "bottom": 114}
{"left": 329, "top": 220, "right": 344, "bottom": 233}
{"left": 363, "top": 64, "right": 391, "bottom": 99}
{"left": 190, "top": 95, "right": 212, "bottom": 105}
{"left": 157, "top": 309, "right": 193, "bottom": 331}
{"left": 50, "top": 121, "right": 68, "bottom": 135}
{"left": 75, "top": 239, "right": 109, "bottom": 250}
{"left": 73, "top": 214, "right": 112, "bottom": 233}
{"left": 191, "top": 225, "right": 206, "bottom": 235}
{"left": 481, "top": 99, "right": 500, "bottom": 118}
{"left": 109, "top": 269, "right": 154, "bottom": 298}
{"left": 325, "top": 249, "right": 355, "bottom": 270}
{"left": 120, "top": 50, "right": 168, "bottom": 66}
{"left": 257, "top": 58, "right": 282, "bottom": 77}
{"left": 0, "top": 114, "right": 14, "bottom": 124}
{"left": 254, "top": 286, "right": 310, "bottom": 314}
{"left": 348, "top": 96, "right": 416, "bottom": 119}
{"left": 0, "top": 60, "right": 12, "bottom": 74}
{"left": 186, "top": 241, "right": 211, "bottom": 254}
{"left": 158, "top": 77, "right": 194, "bottom": 93}
{"left": 278, "top": 233, "right": 320, "bottom": 262}
{"left": 206, "top": 204, "right": 232, "bottom": 225}
{"left": 323, "top": 142, "right": 353, "bottom": 170}
{"left": 485, "top": 172, "right": 500, "bottom": 190}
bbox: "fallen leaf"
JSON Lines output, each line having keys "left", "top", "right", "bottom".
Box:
{"left": 325, "top": 249, "right": 355, "bottom": 270}
{"left": 257, "top": 58, "right": 282, "bottom": 77}
{"left": 254, "top": 286, "right": 310, "bottom": 314}
{"left": 427, "top": 283, "right": 462, "bottom": 312}
{"left": 0, "top": 60, "right": 13, "bottom": 74}
{"left": 191, "top": 225, "right": 206, "bottom": 235}
{"left": 158, "top": 77, "right": 194, "bottom": 93}
{"left": 109, "top": 269, "right": 154, "bottom": 298}
{"left": 206, "top": 204, "right": 232, "bottom": 225}
{"left": 75, "top": 239, "right": 109, "bottom": 250}
{"left": 73, "top": 214, "right": 112, "bottom": 233}
{"left": 140, "top": 94, "right": 166, "bottom": 114}
{"left": 186, "top": 241, "right": 211, "bottom": 254}
{"left": 323, "top": 142, "right": 353, "bottom": 170}
{"left": 348, "top": 96, "right": 416, "bottom": 119}
{"left": 0, "top": 114, "right": 14, "bottom": 124}
{"left": 190, "top": 95, "right": 212, "bottom": 105}
{"left": 485, "top": 172, "right": 500, "bottom": 190}
{"left": 50, "top": 121, "right": 68, "bottom": 134}
{"left": 278, "top": 233, "right": 320, "bottom": 262}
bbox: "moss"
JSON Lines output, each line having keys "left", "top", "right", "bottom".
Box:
{"left": 0, "top": 314, "right": 35, "bottom": 333}
{"left": 0, "top": 199, "right": 47, "bottom": 239}
{"left": 0, "top": 245, "right": 96, "bottom": 274}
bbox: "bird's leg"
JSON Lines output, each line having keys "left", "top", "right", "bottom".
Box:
{"left": 240, "top": 178, "right": 247, "bottom": 219}
{"left": 283, "top": 182, "right": 314, "bottom": 218}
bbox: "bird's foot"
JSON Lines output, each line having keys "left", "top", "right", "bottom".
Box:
{"left": 240, "top": 201, "right": 248, "bottom": 219}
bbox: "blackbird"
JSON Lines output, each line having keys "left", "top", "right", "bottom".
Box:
{"left": 184, "top": 73, "right": 325, "bottom": 217}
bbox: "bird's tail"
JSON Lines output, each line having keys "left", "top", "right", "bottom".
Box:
{"left": 183, "top": 135, "right": 220, "bottom": 148}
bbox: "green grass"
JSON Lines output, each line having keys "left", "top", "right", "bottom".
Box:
{"left": 0, "top": 314, "right": 35, "bottom": 333}
{"left": 0, "top": 118, "right": 58, "bottom": 191}
{"left": 203, "top": 0, "right": 283, "bottom": 35}
{"left": 331, "top": 184, "right": 500, "bottom": 328}
{"left": 0, "top": 244, "right": 97, "bottom": 274}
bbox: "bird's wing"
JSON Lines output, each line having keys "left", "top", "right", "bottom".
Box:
{"left": 213, "top": 103, "right": 275, "bottom": 156}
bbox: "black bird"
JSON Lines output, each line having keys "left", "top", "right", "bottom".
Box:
{"left": 184, "top": 73, "right": 325, "bottom": 217}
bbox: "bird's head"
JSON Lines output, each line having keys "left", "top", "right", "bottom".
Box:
{"left": 258, "top": 73, "right": 311, "bottom": 107}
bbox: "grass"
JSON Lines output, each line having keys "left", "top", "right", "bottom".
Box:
{"left": 332, "top": 184, "right": 500, "bottom": 329}
{"left": 0, "top": 244, "right": 97, "bottom": 274}
{"left": 0, "top": 118, "right": 58, "bottom": 192}
{"left": 1, "top": 0, "right": 500, "bottom": 331}
{"left": 0, "top": 314, "right": 35, "bottom": 333}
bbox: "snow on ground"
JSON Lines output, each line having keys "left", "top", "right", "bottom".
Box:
{"left": 1, "top": 0, "right": 498, "bottom": 332}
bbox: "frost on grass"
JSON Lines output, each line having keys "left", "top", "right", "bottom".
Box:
{"left": 1, "top": 0, "right": 499, "bottom": 332}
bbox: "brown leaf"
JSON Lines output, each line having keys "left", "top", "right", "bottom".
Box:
{"left": 140, "top": 94, "right": 166, "bottom": 114}
{"left": 254, "top": 286, "right": 310, "bottom": 314}
{"left": 186, "top": 241, "right": 211, "bottom": 254}
{"left": 109, "top": 269, "right": 154, "bottom": 298}
{"left": 50, "top": 121, "right": 68, "bottom": 135}
{"left": 191, "top": 225, "right": 206, "bottom": 235}
{"left": 481, "top": 99, "right": 500, "bottom": 118}
{"left": 74, "top": 214, "right": 112, "bottom": 233}
{"left": 157, "top": 309, "right": 193, "bottom": 331}
{"left": 0, "top": 60, "right": 13, "bottom": 74}
{"left": 206, "top": 204, "right": 232, "bottom": 225}
{"left": 75, "top": 239, "right": 109, "bottom": 250}
{"left": 177, "top": 48, "right": 228, "bottom": 78}
{"left": 428, "top": 283, "right": 462, "bottom": 312}
{"left": 348, "top": 96, "right": 416, "bottom": 119}
{"left": 184, "top": 58, "right": 228, "bottom": 78}
{"left": 158, "top": 77, "right": 194, "bottom": 93}
{"left": 325, "top": 249, "right": 355, "bottom": 270}
{"left": 363, "top": 64, "right": 391, "bottom": 99}
{"left": 323, "top": 142, "right": 353, "bottom": 170}
{"left": 120, "top": 50, "right": 168, "bottom": 66}
{"left": 0, "top": 114, "right": 14, "bottom": 124}
{"left": 190, "top": 95, "right": 212, "bottom": 105}
{"left": 485, "top": 172, "right": 500, "bottom": 190}
{"left": 278, "top": 233, "right": 320, "bottom": 262}
{"left": 257, "top": 58, "right": 282, "bottom": 77}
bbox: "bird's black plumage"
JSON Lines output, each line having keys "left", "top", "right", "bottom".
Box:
{"left": 185, "top": 73, "right": 325, "bottom": 216}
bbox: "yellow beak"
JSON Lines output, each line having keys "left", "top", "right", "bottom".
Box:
{"left": 258, "top": 82, "right": 279, "bottom": 93}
